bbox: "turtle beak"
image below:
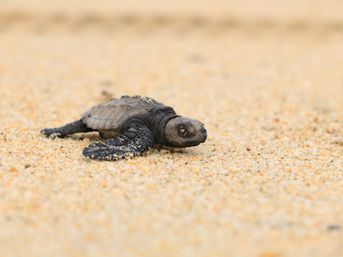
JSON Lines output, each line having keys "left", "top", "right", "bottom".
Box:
{"left": 200, "top": 126, "right": 207, "bottom": 142}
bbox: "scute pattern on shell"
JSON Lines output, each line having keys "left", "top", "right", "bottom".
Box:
{"left": 81, "top": 95, "right": 166, "bottom": 130}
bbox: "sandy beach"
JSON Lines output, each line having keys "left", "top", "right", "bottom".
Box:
{"left": 0, "top": 1, "right": 342, "bottom": 257}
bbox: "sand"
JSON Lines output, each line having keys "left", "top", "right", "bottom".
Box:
{"left": 0, "top": 1, "right": 342, "bottom": 257}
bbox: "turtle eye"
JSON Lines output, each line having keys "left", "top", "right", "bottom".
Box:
{"left": 177, "top": 124, "right": 196, "bottom": 138}
{"left": 177, "top": 124, "right": 189, "bottom": 137}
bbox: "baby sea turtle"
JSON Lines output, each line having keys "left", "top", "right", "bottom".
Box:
{"left": 41, "top": 95, "right": 207, "bottom": 161}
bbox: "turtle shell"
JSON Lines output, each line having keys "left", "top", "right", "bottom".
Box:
{"left": 81, "top": 96, "right": 166, "bottom": 131}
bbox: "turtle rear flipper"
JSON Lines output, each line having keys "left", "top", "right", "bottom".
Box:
{"left": 83, "top": 124, "right": 153, "bottom": 161}
{"left": 41, "top": 119, "right": 92, "bottom": 138}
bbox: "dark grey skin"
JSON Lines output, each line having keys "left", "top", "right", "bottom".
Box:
{"left": 41, "top": 96, "right": 207, "bottom": 161}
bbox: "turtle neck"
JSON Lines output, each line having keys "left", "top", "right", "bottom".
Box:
{"left": 149, "top": 107, "right": 179, "bottom": 145}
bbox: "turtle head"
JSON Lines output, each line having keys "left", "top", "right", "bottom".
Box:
{"left": 165, "top": 117, "right": 207, "bottom": 147}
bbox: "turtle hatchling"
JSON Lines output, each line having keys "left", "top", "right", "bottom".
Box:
{"left": 41, "top": 96, "right": 207, "bottom": 161}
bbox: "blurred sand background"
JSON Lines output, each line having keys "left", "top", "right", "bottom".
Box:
{"left": 0, "top": 1, "right": 342, "bottom": 257}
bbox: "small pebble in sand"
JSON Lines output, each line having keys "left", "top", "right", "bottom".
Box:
{"left": 327, "top": 224, "right": 341, "bottom": 232}
{"left": 100, "top": 90, "right": 114, "bottom": 101}
{"left": 331, "top": 136, "right": 343, "bottom": 146}
{"left": 8, "top": 167, "right": 18, "bottom": 174}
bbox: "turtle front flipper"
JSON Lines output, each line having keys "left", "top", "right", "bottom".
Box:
{"left": 83, "top": 124, "right": 153, "bottom": 161}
